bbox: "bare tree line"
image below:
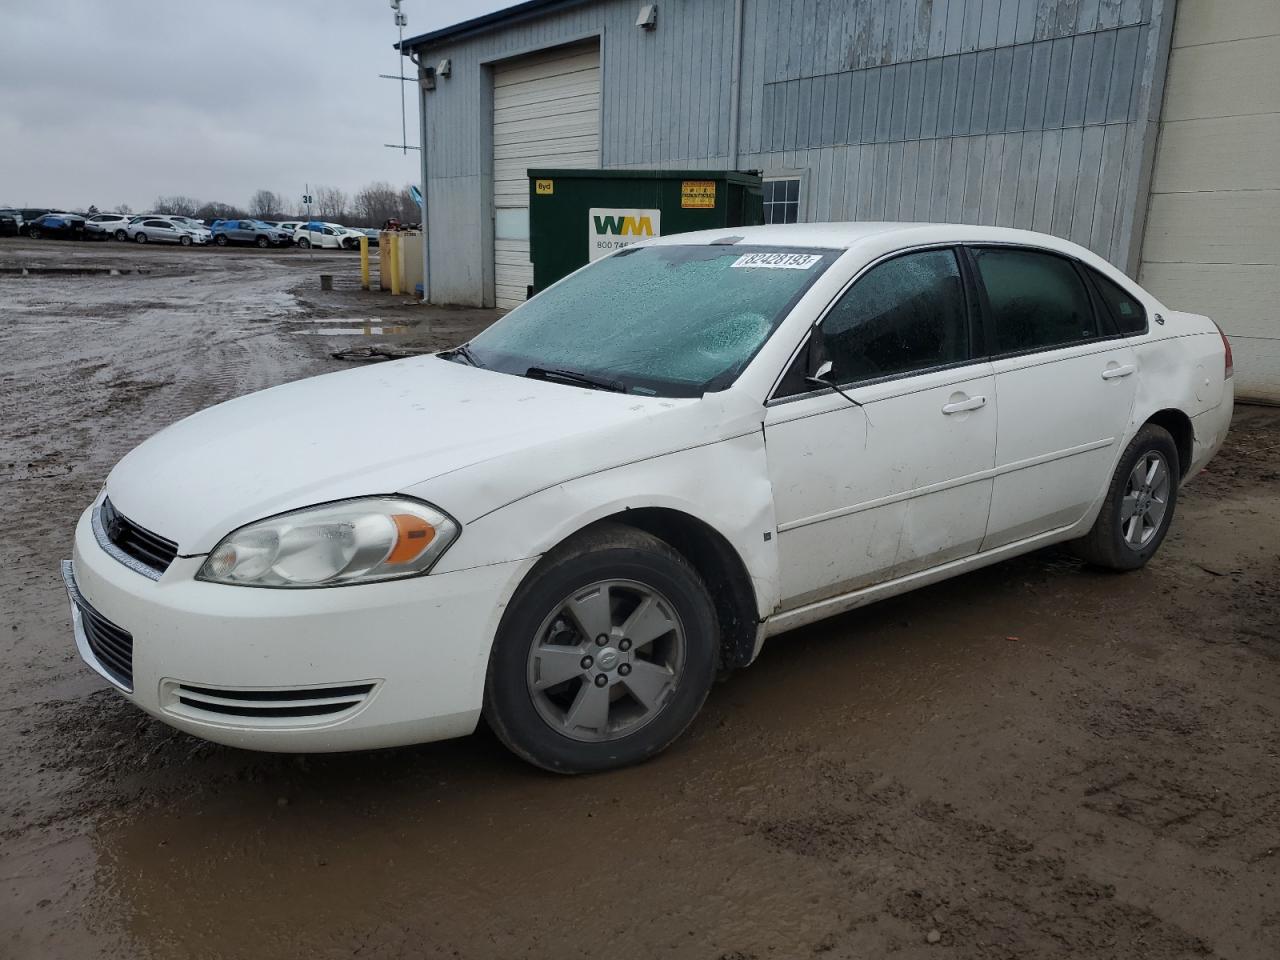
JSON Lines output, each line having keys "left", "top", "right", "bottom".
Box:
{"left": 147, "top": 183, "right": 421, "bottom": 226}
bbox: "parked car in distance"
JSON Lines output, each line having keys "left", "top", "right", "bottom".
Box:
{"left": 64, "top": 222, "right": 1234, "bottom": 773}
{"left": 212, "top": 219, "right": 292, "bottom": 248}
{"left": 0, "top": 208, "right": 21, "bottom": 236}
{"left": 293, "top": 221, "right": 349, "bottom": 249}
{"left": 128, "top": 217, "right": 211, "bottom": 246}
{"left": 14, "top": 209, "right": 64, "bottom": 235}
{"left": 275, "top": 221, "right": 303, "bottom": 236}
{"left": 359, "top": 227, "right": 380, "bottom": 247}
{"left": 86, "top": 213, "right": 135, "bottom": 240}
{"left": 27, "top": 213, "right": 93, "bottom": 240}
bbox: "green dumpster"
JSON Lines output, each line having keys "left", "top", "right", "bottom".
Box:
{"left": 527, "top": 168, "right": 764, "bottom": 295}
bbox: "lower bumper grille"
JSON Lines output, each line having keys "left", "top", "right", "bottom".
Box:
{"left": 62, "top": 562, "right": 134, "bottom": 690}
{"left": 165, "top": 682, "right": 377, "bottom": 725}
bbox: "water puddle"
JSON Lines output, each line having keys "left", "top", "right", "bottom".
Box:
{"left": 295, "top": 324, "right": 410, "bottom": 336}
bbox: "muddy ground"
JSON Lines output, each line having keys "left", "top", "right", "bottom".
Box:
{"left": 1, "top": 238, "right": 1277, "bottom": 959}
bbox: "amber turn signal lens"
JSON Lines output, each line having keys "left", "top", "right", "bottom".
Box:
{"left": 386, "top": 514, "right": 437, "bottom": 564}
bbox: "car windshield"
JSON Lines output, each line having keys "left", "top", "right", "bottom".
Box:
{"left": 457, "top": 244, "right": 838, "bottom": 397}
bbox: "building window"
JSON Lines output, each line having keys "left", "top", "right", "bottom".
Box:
{"left": 763, "top": 177, "right": 801, "bottom": 224}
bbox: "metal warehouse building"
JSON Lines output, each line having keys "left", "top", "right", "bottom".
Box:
{"left": 401, "top": 0, "right": 1279, "bottom": 402}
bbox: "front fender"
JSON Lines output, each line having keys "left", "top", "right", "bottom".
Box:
{"left": 420, "top": 431, "right": 782, "bottom": 620}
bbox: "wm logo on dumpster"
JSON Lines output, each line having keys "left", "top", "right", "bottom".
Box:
{"left": 592, "top": 213, "right": 655, "bottom": 236}
{"left": 587, "top": 207, "right": 661, "bottom": 261}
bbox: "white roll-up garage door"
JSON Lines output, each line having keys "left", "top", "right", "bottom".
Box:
{"left": 492, "top": 41, "right": 600, "bottom": 310}
{"left": 1138, "top": 0, "right": 1280, "bottom": 402}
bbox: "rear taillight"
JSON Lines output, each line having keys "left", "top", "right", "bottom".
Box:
{"left": 1213, "top": 320, "right": 1234, "bottom": 379}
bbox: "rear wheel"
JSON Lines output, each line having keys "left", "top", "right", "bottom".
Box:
{"left": 484, "top": 523, "right": 718, "bottom": 774}
{"left": 114, "top": 229, "right": 127, "bottom": 242}
{"left": 1071, "top": 424, "right": 1180, "bottom": 571}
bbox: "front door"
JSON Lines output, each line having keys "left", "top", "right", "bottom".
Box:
{"left": 765, "top": 247, "right": 998, "bottom": 609}
{"left": 968, "top": 246, "right": 1139, "bottom": 549}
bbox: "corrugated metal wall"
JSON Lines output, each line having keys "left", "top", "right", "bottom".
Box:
{"left": 416, "top": 0, "right": 1172, "bottom": 306}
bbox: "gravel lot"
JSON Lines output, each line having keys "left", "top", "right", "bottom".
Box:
{"left": 1, "top": 238, "right": 1277, "bottom": 959}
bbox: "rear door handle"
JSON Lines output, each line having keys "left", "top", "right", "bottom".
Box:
{"left": 1102, "top": 364, "right": 1136, "bottom": 380}
{"left": 942, "top": 395, "right": 987, "bottom": 414}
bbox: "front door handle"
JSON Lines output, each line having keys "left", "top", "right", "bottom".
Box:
{"left": 1102, "top": 364, "right": 1136, "bottom": 380}
{"left": 942, "top": 395, "right": 987, "bottom": 415}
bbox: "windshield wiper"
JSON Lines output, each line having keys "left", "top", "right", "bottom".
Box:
{"left": 442, "top": 343, "right": 484, "bottom": 367}
{"left": 526, "top": 366, "right": 625, "bottom": 392}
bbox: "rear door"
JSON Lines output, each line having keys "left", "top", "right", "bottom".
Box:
{"left": 970, "top": 246, "right": 1138, "bottom": 549}
{"left": 765, "top": 246, "right": 997, "bottom": 608}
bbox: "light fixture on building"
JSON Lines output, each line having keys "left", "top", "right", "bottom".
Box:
{"left": 420, "top": 65, "right": 437, "bottom": 91}
{"left": 436, "top": 58, "right": 452, "bottom": 78}
{"left": 636, "top": 4, "right": 657, "bottom": 30}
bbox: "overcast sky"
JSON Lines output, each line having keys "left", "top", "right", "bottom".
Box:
{"left": 0, "top": 0, "right": 512, "bottom": 212}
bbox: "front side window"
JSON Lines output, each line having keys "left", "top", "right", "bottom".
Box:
{"left": 813, "top": 248, "right": 969, "bottom": 386}
{"left": 1088, "top": 267, "right": 1147, "bottom": 336}
{"left": 972, "top": 248, "right": 1097, "bottom": 354}
{"left": 459, "top": 244, "right": 839, "bottom": 397}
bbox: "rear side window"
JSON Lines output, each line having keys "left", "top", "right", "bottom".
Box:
{"left": 972, "top": 248, "right": 1097, "bottom": 354}
{"left": 1088, "top": 268, "right": 1147, "bottom": 335}
{"left": 816, "top": 248, "right": 969, "bottom": 385}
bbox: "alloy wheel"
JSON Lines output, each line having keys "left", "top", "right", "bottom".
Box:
{"left": 526, "top": 579, "right": 686, "bottom": 743}
{"left": 1121, "top": 452, "right": 1170, "bottom": 549}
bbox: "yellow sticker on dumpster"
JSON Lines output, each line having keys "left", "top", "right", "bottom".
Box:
{"left": 535, "top": 179, "right": 554, "bottom": 195}
{"left": 681, "top": 180, "right": 716, "bottom": 208}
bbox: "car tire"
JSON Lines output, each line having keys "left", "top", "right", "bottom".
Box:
{"left": 179, "top": 235, "right": 192, "bottom": 247}
{"left": 255, "top": 235, "right": 269, "bottom": 248}
{"left": 1070, "top": 423, "right": 1180, "bottom": 571}
{"left": 28, "top": 228, "right": 41, "bottom": 240}
{"left": 297, "top": 237, "right": 311, "bottom": 249}
{"left": 215, "top": 234, "right": 229, "bottom": 246}
{"left": 483, "top": 522, "right": 719, "bottom": 774}
{"left": 114, "top": 229, "right": 127, "bottom": 242}
{"left": 134, "top": 232, "right": 147, "bottom": 243}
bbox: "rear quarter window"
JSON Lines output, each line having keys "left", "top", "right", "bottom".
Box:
{"left": 1087, "top": 268, "right": 1148, "bottom": 336}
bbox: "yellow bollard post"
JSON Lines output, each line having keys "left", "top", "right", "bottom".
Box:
{"left": 359, "top": 235, "right": 370, "bottom": 291}
{"left": 388, "top": 233, "right": 401, "bottom": 296}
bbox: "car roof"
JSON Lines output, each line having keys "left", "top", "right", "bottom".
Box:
{"left": 644, "top": 221, "right": 1091, "bottom": 258}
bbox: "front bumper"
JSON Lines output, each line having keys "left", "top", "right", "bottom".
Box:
{"left": 66, "top": 503, "right": 535, "bottom": 752}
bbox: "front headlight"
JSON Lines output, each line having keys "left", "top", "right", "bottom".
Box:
{"left": 197, "top": 497, "right": 459, "bottom": 588}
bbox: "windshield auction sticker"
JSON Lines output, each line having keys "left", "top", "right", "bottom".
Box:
{"left": 731, "top": 252, "right": 823, "bottom": 270}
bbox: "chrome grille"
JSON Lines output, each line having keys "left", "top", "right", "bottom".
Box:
{"left": 98, "top": 498, "right": 178, "bottom": 576}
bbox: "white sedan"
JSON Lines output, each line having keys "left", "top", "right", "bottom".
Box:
{"left": 293, "top": 222, "right": 359, "bottom": 249}
{"left": 64, "top": 223, "right": 1233, "bottom": 773}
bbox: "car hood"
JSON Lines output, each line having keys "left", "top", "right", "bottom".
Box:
{"left": 105, "top": 356, "right": 749, "bottom": 555}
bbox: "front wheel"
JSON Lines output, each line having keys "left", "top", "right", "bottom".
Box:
{"left": 484, "top": 522, "right": 718, "bottom": 774}
{"left": 179, "top": 235, "right": 192, "bottom": 246}
{"left": 255, "top": 235, "right": 269, "bottom": 248}
{"left": 296, "top": 237, "right": 310, "bottom": 249}
{"left": 134, "top": 231, "right": 147, "bottom": 243}
{"left": 214, "top": 234, "right": 229, "bottom": 246}
{"left": 114, "top": 229, "right": 127, "bottom": 242}
{"left": 1071, "top": 424, "right": 1180, "bottom": 571}
{"left": 28, "top": 228, "right": 41, "bottom": 240}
